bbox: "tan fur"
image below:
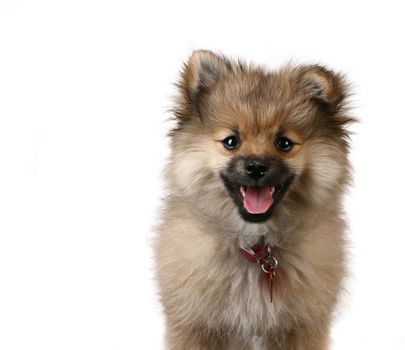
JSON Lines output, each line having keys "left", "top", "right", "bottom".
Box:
{"left": 155, "top": 50, "right": 354, "bottom": 349}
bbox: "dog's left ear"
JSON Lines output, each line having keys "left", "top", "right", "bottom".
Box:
{"left": 298, "top": 65, "right": 347, "bottom": 115}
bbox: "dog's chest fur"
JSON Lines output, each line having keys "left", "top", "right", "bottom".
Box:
{"left": 156, "top": 202, "right": 345, "bottom": 345}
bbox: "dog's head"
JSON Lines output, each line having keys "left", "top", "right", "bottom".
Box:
{"left": 168, "top": 51, "right": 353, "bottom": 224}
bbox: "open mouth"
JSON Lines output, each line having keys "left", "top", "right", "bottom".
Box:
{"left": 239, "top": 186, "right": 277, "bottom": 214}
{"left": 221, "top": 177, "right": 290, "bottom": 223}
{"left": 220, "top": 157, "right": 294, "bottom": 223}
{"left": 238, "top": 186, "right": 281, "bottom": 215}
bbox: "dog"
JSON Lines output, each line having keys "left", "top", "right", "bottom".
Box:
{"left": 155, "top": 50, "right": 354, "bottom": 349}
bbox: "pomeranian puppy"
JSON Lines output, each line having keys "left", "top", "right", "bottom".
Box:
{"left": 155, "top": 50, "right": 354, "bottom": 349}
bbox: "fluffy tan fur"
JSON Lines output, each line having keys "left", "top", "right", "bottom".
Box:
{"left": 155, "top": 50, "right": 354, "bottom": 349}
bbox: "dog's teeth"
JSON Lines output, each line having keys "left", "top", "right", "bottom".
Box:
{"left": 270, "top": 187, "right": 275, "bottom": 195}
{"left": 240, "top": 187, "right": 246, "bottom": 198}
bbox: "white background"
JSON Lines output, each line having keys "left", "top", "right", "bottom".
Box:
{"left": 1, "top": 1, "right": 404, "bottom": 349}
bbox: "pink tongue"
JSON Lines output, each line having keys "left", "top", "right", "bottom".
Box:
{"left": 243, "top": 186, "right": 273, "bottom": 214}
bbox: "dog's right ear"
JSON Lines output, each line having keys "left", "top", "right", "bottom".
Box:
{"left": 182, "top": 50, "right": 230, "bottom": 95}
{"left": 175, "top": 50, "right": 231, "bottom": 119}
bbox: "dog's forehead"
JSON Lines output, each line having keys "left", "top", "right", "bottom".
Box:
{"left": 206, "top": 90, "right": 311, "bottom": 136}
{"left": 200, "top": 67, "right": 318, "bottom": 139}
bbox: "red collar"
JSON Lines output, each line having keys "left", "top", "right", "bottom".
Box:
{"left": 239, "top": 244, "right": 278, "bottom": 302}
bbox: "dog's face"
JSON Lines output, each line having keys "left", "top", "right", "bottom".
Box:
{"left": 169, "top": 51, "right": 352, "bottom": 224}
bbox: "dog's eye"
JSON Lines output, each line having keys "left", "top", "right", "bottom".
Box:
{"left": 276, "top": 137, "right": 295, "bottom": 152}
{"left": 222, "top": 136, "right": 240, "bottom": 150}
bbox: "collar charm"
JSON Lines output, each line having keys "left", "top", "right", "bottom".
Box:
{"left": 239, "top": 245, "right": 278, "bottom": 302}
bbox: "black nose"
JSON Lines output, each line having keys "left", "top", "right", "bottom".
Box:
{"left": 245, "top": 159, "right": 268, "bottom": 179}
